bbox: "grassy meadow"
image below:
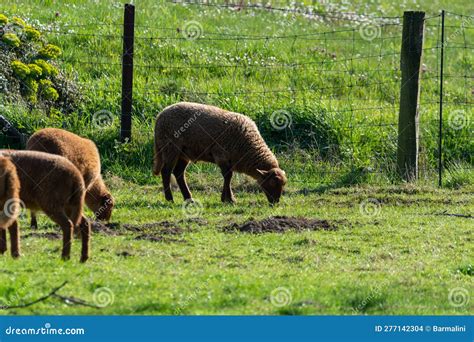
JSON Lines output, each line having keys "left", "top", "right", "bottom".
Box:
{"left": 1, "top": 183, "right": 473, "bottom": 315}
{"left": 0, "top": 0, "right": 472, "bottom": 315}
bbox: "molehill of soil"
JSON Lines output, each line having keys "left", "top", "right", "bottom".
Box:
{"left": 224, "top": 216, "right": 337, "bottom": 234}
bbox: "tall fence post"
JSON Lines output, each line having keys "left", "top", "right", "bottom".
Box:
{"left": 438, "top": 10, "right": 446, "bottom": 187}
{"left": 397, "top": 11, "right": 425, "bottom": 181}
{"left": 121, "top": 3, "right": 135, "bottom": 142}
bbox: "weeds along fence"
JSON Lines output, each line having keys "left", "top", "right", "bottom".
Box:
{"left": 1, "top": 2, "right": 472, "bottom": 187}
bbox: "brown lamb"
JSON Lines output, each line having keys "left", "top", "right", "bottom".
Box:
{"left": 0, "top": 150, "right": 91, "bottom": 262}
{"left": 0, "top": 156, "right": 21, "bottom": 258}
{"left": 26, "top": 128, "right": 114, "bottom": 228}
{"left": 153, "top": 102, "right": 287, "bottom": 204}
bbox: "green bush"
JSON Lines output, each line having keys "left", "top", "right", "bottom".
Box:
{"left": 11, "top": 60, "right": 30, "bottom": 78}
{"left": 0, "top": 14, "right": 80, "bottom": 113}
{"left": 38, "top": 44, "right": 62, "bottom": 59}
{"left": 24, "top": 26, "right": 41, "bottom": 41}
{"left": 11, "top": 16, "right": 26, "bottom": 28}
{"left": 34, "top": 59, "right": 58, "bottom": 77}
{"left": 27, "top": 63, "right": 42, "bottom": 78}
{"left": 0, "top": 14, "right": 8, "bottom": 25}
{"left": 2, "top": 33, "right": 21, "bottom": 48}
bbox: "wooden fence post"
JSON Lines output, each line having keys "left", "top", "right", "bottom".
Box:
{"left": 397, "top": 11, "right": 425, "bottom": 181}
{"left": 438, "top": 10, "right": 446, "bottom": 187}
{"left": 120, "top": 3, "right": 135, "bottom": 142}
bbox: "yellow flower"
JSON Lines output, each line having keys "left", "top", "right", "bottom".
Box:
{"left": 2, "top": 33, "right": 21, "bottom": 48}
{"left": 0, "top": 14, "right": 8, "bottom": 25}
{"left": 11, "top": 16, "right": 26, "bottom": 27}
{"left": 11, "top": 60, "right": 30, "bottom": 78}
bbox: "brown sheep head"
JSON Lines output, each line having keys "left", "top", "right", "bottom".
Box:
{"left": 257, "top": 168, "right": 287, "bottom": 204}
{"left": 91, "top": 193, "right": 115, "bottom": 222}
{"left": 99, "top": 193, "right": 114, "bottom": 221}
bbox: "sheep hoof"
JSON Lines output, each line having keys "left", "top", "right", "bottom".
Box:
{"left": 11, "top": 252, "right": 21, "bottom": 259}
{"left": 80, "top": 256, "right": 89, "bottom": 263}
{"left": 62, "top": 255, "right": 71, "bottom": 261}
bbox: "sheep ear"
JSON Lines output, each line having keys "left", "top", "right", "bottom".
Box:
{"left": 256, "top": 169, "right": 268, "bottom": 177}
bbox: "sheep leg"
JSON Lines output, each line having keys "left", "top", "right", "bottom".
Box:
{"left": 8, "top": 221, "right": 20, "bottom": 258}
{"left": 162, "top": 155, "right": 179, "bottom": 202}
{"left": 173, "top": 158, "right": 192, "bottom": 201}
{"left": 162, "top": 165, "right": 175, "bottom": 202}
{"left": 0, "top": 228, "right": 7, "bottom": 254}
{"left": 220, "top": 165, "right": 236, "bottom": 203}
{"left": 78, "top": 215, "right": 90, "bottom": 263}
{"left": 30, "top": 211, "right": 38, "bottom": 229}
{"left": 48, "top": 212, "right": 74, "bottom": 260}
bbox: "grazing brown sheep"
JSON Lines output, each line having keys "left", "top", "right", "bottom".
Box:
{"left": 26, "top": 128, "right": 114, "bottom": 228}
{"left": 0, "top": 150, "right": 91, "bottom": 262}
{"left": 153, "top": 102, "right": 287, "bottom": 204}
{"left": 0, "top": 156, "right": 21, "bottom": 258}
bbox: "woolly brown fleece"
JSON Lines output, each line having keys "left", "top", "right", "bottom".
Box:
{"left": 27, "top": 128, "right": 114, "bottom": 223}
{"left": 153, "top": 102, "right": 287, "bottom": 203}
{"left": 0, "top": 150, "right": 91, "bottom": 262}
{"left": 0, "top": 156, "right": 21, "bottom": 258}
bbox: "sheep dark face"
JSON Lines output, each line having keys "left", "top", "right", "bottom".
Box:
{"left": 96, "top": 194, "right": 114, "bottom": 221}
{"left": 257, "top": 168, "right": 287, "bottom": 204}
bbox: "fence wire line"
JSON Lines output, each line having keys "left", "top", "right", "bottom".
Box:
{"left": 2, "top": 5, "right": 472, "bottom": 183}
{"left": 165, "top": 0, "right": 403, "bottom": 22}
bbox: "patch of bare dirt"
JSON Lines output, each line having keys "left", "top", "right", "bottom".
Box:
{"left": 22, "top": 232, "right": 61, "bottom": 240}
{"left": 134, "top": 234, "right": 186, "bottom": 244}
{"left": 92, "top": 219, "right": 206, "bottom": 237}
{"left": 116, "top": 251, "right": 133, "bottom": 257}
{"left": 224, "top": 216, "right": 337, "bottom": 234}
{"left": 91, "top": 221, "right": 120, "bottom": 235}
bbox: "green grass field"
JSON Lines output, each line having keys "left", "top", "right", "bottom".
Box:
{"left": 0, "top": 1, "right": 473, "bottom": 315}
{"left": 1, "top": 182, "right": 473, "bottom": 315}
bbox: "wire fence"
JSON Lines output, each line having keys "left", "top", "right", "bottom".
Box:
{"left": 0, "top": 1, "right": 472, "bottom": 186}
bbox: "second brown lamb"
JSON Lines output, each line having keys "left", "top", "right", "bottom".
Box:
{"left": 27, "top": 128, "right": 114, "bottom": 228}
